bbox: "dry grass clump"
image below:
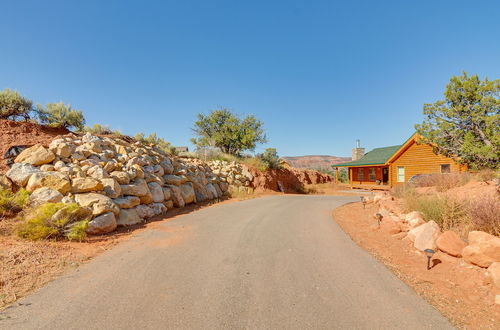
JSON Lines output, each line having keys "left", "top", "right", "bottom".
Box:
{"left": 412, "top": 173, "right": 471, "bottom": 192}
{"left": 17, "top": 203, "right": 92, "bottom": 241}
{"left": 468, "top": 194, "right": 500, "bottom": 236}
{"left": 0, "top": 188, "right": 30, "bottom": 214}
{"left": 228, "top": 186, "right": 256, "bottom": 200}
{"left": 399, "top": 189, "right": 500, "bottom": 237}
{"left": 474, "top": 169, "right": 499, "bottom": 183}
{"left": 240, "top": 157, "right": 268, "bottom": 171}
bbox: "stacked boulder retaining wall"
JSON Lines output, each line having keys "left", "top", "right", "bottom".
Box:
{"left": 2, "top": 133, "right": 253, "bottom": 235}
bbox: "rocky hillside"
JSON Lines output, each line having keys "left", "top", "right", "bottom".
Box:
{"left": 282, "top": 155, "right": 351, "bottom": 170}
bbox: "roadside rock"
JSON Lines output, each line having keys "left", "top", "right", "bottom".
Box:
{"left": 462, "top": 237, "right": 500, "bottom": 268}
{"left": 71, "top": 177, "right": 104, "bottom": 193}
{"left": 29, "top": 187, "right": 63, "bottom": 204}
{"left": 113, "top": 196, "right": 141, "bottom": 209}
{"left": 101, "top": 178, "right": 122, "bottom": 199}
{"left": 86, "top": 212, "right": 117, "bottom": 235}
{"left": 436, "top": 231, "right": 467, "bottom": 257}
{"left": 167, "top": 185, "right": 185, "bottom": 208}
{"left": 163, "top": 175, "right": 183, "bottom": 186}
{"left": 121, "top": 179, "right": 149, "bottom": 197}
{"left": 14, "top": 144, "right": 55, "bottom": 166}
{"left": 135, "top": 204, "right": 155, "bottom": 219}
{"left": 110, "top": 171, "right": 130, "bottom": 185}
{"left": 412, "top": 220, "right": 441, "bottom": 251}
{"left": 26, "top": 172, "right": 71, "bottom": 194}
{"left": 404, "top": 211, "right": 426, "bottom": 229}
{"left": 147, "top": 182, "right": 164, "bottom": 203}
{"left": 0, "top": 174, "right": 13, "bottom": 191}
{"left": 151, "top": 202, "right": 167, "bottom": 216}
{"left": 468, "top": 231, "right": 497, "bottom": 245}
{"left": 6, "top": 163, "right": 41, "bottom": 186}
{"left": 180, "top": 182, "right": 196, "bottom": 204}
{"left": 486, "top": 262, "right": 500, "bottom": 289}
{"left": 116, "top": 208, "right": 142, "bottom": 226}
{"left": 74, "top": 193, "right": 119, "bottom": 216}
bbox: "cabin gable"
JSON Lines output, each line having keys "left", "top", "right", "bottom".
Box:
{"left": 388, "top": 140, "right": 465, "bottom": 185}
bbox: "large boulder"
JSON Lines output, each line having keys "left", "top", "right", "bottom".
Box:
{"left": 113, "top": 196, "right": 141, "bottom": 209}
{"left": 180, "top": 183, "right": 196, "bottom": 204}
{"left": 139, "top": 191, "right": 154, "bottom": 204}
{"left": 462, "top": 237, "right": 500, "bottom": 268}
{"left": 0, "top": 174, "right": 13, "bottom": 191}
{"left": 87, "top": 165, "right": 109, "bottom": 180}
{"left": 29, "top": 187, "right": 63, "bottom": 205}
{"left": 86, "top": 212, "right": 117, "bottom": 235}
{"left": 151, "top": 202, "right": 167, "bottom": 216}
{"left": 135, "top": 204, "right": 155, "bottom": 219}
{"left": 166, "top": 185, "right": 185, "bottom": 208}
{"left": 468, "top": 231, "right": 497, "bottom": 245}
{"left": 160, "top": 158, "right": 174, "bottom": 175}
{"left": 74, "top": 193, "right": 119, "bottom": 216}
{"left": 101, "top": 178, "right": 122, "bottom": 199}
{"left": 121, "top": 179, "right": 150, "bottom": 197}
{"left": 162, "top": 187, "right": 172, "bottom": 201}
{"left": 14, "top": 144, "right": 55, "bottom": 166}
{"left": 49, "top": 140, "right": 74, "bottom": 158}
{"left": 206, "top": 183, "right": 218, "bottom": 199}
{"left": 71, "top": 177, "right": 104, "bottom": 193}
{"left": 163, "top": 175, "right": 183, "bottom": 186}
{"left": 410, "top": 220, "right": 441, "bottom": 251}
{"left": 110, "top": 171, "right": 130, "bottom": 185}
{"left": 26, "top": 172, "right": 71, "bottom": 195}
{"left": 486, "top": 262, "right": 500, "bottom": 289}
{"left": 6, "top": 163, "right": 41, "bottom": 186}
{"left": 148, "top": 182, "right": 164, "bottom": 203}
{"left": 436, "top": 231, "right": 467, "bottom": 257}
{"left": 116, "top": 208, "right": 142, "bottom": 226}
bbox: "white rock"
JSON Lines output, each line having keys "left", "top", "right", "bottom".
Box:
{"left": 6, "top": 163, "right": 41, "bottom": 186}
{"left": 29, "top": 187, "right": 63, "bottom": 204}
{"left": 148, "top": 182, "right": 164, "bottom": 203}
{"left": 86, "top": 212, "right": 117, "bottom": 235}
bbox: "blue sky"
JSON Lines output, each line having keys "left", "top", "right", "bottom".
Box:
{"left": 1, "top": 0, "right": 499, "bottom": 157}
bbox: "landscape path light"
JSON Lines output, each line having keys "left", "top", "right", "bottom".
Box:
{"left": 375, "top": 213, "right": 383, "bottom": 228}
{"left": 424, "top": 249, "right": 435, "bottom": 270}
{"left": 360, "top": 196, "right": 366, "bottom": 209}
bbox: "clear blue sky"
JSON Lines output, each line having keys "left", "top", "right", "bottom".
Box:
{"left": 1, "top": 1, "right": 499, "bottom": 157}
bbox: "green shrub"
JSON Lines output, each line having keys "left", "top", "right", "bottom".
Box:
{"left": 0, "top": 188, "right": 30, "bottom": 214}
{"left": 17, "top": 203, "right": 91, "bottom": 241}
{"left": 82, "top": 123, "right": 121, "bottom": 136}
{"left": 260, "top": 148, "right": 282, "bottom": 170}
{"left": 0, "top": 88, "right": 33, "bottom": 121}
{"left": 134, "top": 132, "right": 175, "bottom": 154}
{"left": 37, "top": 102, "right": 85, "bottom": 130}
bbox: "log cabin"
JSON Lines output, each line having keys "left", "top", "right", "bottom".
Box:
{"left": 334, "top": 133, "right": 468, "bottom": 187}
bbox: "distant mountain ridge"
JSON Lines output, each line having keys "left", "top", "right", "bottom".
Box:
{"left": 282, "top": 155, "right": 351, "bottom": 171}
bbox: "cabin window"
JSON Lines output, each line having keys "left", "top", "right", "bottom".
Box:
{"left": 440, "top": 164, "right": 451, "bottom": 174}
{"left": 369, "top": 168, "right": 376, "bottom": 181}
{"left": 397, "top": 166, "right": 405, "bottom": 182}
{"left": 357, "top": 168, "right": 364, "bottom": 180}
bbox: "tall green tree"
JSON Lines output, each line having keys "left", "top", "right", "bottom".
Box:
{"left": 415, "top": 72, "right": 499, "bottom": 169}
{"left": 0, "top": 88, "right": 33, "bottom": 121}
{"left": 191, "top": 108, "right": 267, "bottom": 155}
{"left": 37, "top": 102, "right": 86, "bottom": 130}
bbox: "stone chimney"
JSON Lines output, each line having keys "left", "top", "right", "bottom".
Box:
{"left": 351, "top": 139, "right": 365, "bottom": 161}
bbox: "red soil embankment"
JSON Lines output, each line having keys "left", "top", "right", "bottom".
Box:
{"left": 248, "top": 166, "right": 333, "bottom": 193}
{"left": 0, "top": 120, "right": 68, "bottom": 173}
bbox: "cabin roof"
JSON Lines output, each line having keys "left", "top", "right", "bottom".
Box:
{"left": 335, "top": 145, "right": 402, "bottom": 167}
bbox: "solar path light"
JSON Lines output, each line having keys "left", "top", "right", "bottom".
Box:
{"left": 424, "top": 249, "right": 435, "bottom": 270}
{"left": 375, "top": 213, "right": 383, "bottom": 228}
{"left": 360, "top": 196, "right": 366, "bottom": 209}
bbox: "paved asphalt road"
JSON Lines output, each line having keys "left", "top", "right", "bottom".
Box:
{"left": 0, "top": 195, "right": 453, "bottom": 330}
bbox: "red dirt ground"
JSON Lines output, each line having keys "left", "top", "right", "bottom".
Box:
{"left": 333, "top": 202, "right": 500, "bottom": 330}
{"left": 0, "top": 119, "right": 69, "bottom": 173}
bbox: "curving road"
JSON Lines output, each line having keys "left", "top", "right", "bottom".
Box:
{"left": 0, "top": 195, "right": 453, "bottom": 329}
